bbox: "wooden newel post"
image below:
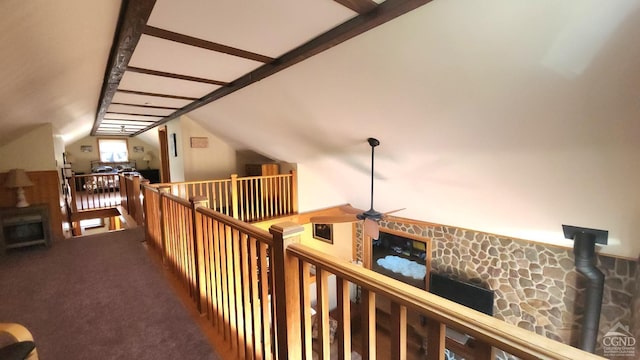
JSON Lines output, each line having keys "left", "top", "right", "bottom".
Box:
{"left": 158, "top": 185, "right": 171, "bottom": 264}
{"left": 132, "top": 175, "right": 142, "bottom": 224}
{"left": 69, "top": 176, "right": 78, "bottom": 213}
{"left": 289, "top": 170, "right": 298, "bottom": 214}
{"left": 270, "top": 221, "right": 305, "bottom": 360}
{"left": 190, "top": 195, "right": 209, "bottom": 314}
{"left": 230, "top": 173, "right": 239, "bottom": 219}
{"left": 140, "top": 180, "right": 150, "bottom": 227}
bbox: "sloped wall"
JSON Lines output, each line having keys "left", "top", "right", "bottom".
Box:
{"left": 355, "top": 220, "right": 637, "bottom": 358}
{"left": 166, "top": 116, "right": 236, "bottom": 182}
{"left": 0, "top": 123, "right": 57, "bottom": 172}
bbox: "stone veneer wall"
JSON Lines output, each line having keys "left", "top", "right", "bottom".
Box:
{"left": 355, "top": 221, "right": 637, "bottom": 358}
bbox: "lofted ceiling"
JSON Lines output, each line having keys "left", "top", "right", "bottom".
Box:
{"left": 91, "top": 0, "right": 412, "bottom": 136}
{"left": 1, "top": 0, "right": 639, "bottom": 258}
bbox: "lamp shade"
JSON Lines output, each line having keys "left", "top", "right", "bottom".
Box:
{"left": 4, "top": 169, "right": 34, "bottom": 188}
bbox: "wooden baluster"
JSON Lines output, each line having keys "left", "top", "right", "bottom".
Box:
{"left": 426, "top": 320, "right": 446, "bottom": 360}
{"left": 270, "top": 222, "right": 305, "bottom": 360}
{"left": 336, "top": 277, "right": 352, "bottom": 360}
{"left": 230, "top": 174, "right": 239, "bottom": 220}
{"left": 158, "top": 185, "right": 171, "bottom": 264}
{"left": 390, "top": 302, "right": 407, "bottom": 360}
{"left": 316, "top": 267, "right": 330, "bottom": 360}
{"left": 300, "top": 262, "right": 313, "bottom": 360}
{"left": 239, "top": 232, "right": 255, "bottom": 360}
{"left": 290, "top": 170, "right": 298, "bottom": 214}
{"left": 190, "top": 196, "right": 208, "bottom": 314}
{"left": 473, "top": 340, "right": 494, "bottom": 360}
{"left": 69, "top": 176, "right": 78, "bottom": 213}
{"left": 132, "top": 175, "right": 141, "bottom": 224}
{"left": 258, "top": 242, "right": 270, "bottom": 359}
{"left": 360, "top": 288, "right": 376, "bottom": 360}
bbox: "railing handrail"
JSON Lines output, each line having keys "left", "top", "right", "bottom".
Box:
{"left": 287, "top": 243, "right": 605, "bottom": 360}
{"left": 73, "top": 173, "right": 119, "bottom": 178}
{"left": 153, "top": 178, "right": 232, "bottom": 188}
{"left": 151, "top": 172, "right": 293, "bottom": 188}
{"left": 238, "top": 173, "right": 293, "bottom": 181}
{"left": 161, "top": 192, "right": 193, "bottom": 208}
{"left": 196, "top": 206, "right": 274, "bottom": 246}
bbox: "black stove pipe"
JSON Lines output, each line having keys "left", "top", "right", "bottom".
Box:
{"left": 573, "top": 232, "right": 604, "bottom": 353}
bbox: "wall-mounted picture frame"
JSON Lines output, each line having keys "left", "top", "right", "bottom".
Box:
{"left": 80, "top": 145, "right": 93, "bottom": 152}
{"left": 133, "top": 146, "right": 144, "bottom": 153}
{"left": 312, "top": 223, "right": 333, "bottom": 244}
{"left": 171, "top": 133, "right": 178, "bottom": 157}
{"left": 190, "top": 136, "right": 208, "bottom": 148}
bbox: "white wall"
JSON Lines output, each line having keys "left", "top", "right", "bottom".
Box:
{"left": 166, "top": 116, "right": 237, "bottom": 182}
{"left": 0, "top": 123, "right": 57, "bottom": 172}
{"left": 300, "top": 222, "right": 354, "bottom": 262}
{"left": 181, "top": 116, "right": 236, "bottom": 181}
{"left": 185, "top": 2, "right": 640, "bottom": 259}
{"left": 165, "top": 119, "right": 185, "bottom": 182}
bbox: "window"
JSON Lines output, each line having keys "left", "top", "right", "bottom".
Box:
{"left": 98, "top": 138, "right": 128, "bottom": 162}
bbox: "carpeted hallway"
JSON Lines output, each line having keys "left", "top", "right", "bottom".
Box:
{"left": 0, "top": 228, "right": 221, "bottom": 360}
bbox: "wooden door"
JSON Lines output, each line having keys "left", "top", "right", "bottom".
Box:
{"left": 158, "top": 126, "right": 170, "bottom": 183}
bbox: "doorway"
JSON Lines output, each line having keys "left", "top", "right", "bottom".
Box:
{"left": 158, "top": 126, "right": 171, "bottom": 183}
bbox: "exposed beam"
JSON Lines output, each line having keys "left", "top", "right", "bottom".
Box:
{"left": 91, "top": 0, "right": 157, "bottom": 136}
{"left": 334, "top": 0, "right": 378, "bottom": 14}
{"left": 132, "top": 0, "right": 433, "bottom": 136}
{"left": 144, "top": 25, "right": 275, "bottom": 63}
{"left": 126, "top": 66, "right": 228, "bottom": 86}
{"left": 117, "top": 89, "right": 198, "bottom": 101}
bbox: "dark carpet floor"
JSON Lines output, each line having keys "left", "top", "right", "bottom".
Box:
{"left": 0, "top": 229, "right": 220, "bottom": 360}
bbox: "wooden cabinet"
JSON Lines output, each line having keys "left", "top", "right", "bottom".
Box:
{"left": 138, "top": 169, "right": 160, "bottom": 183}
{"left": 245, "top": 163, "right": 279, "bottom": 176}
{"left": 0, "top": 204, "right": 51, "bottom": 255}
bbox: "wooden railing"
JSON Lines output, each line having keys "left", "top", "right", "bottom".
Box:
{"left": 143, "top": 186, "right": 162, "bottom": 251}
{"left": 69, "top": 173, "right": 122, "bottom": 211}
{"left": 162, "top": 179, "right": 233, "bottom": 217}
{"left": 143, "top": 191, "right": 606, "bottom": 360}
{"left": 236, "top": 173, "right": 297, "bottom": 222}
{"left": 153, "top": 171, "right": 297, "bottom": 223}
{"left": 145, "top": 191, "right": 276, "bottom": 359}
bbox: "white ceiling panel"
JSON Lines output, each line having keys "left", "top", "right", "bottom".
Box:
{"left": 99, "top": 124, "right": 147, "bottom": 129}
{"left": 129, "top": 35, "right": 263, "bottom": 82}
{"left": 119, "top": 71, "right": 221, "bottom": 98}
{"left": 112, "top": 91, "right": 193, "bottom": 109}
{"left": 104, "top": 114, "right": 163, "bottom": 122}
{"left": 147, "top": 0, "right": 357, "bottom": 58}
{"left": 107, "top": 104, "right": 175, "bottom": 116}
{"left": 102, "top": 119, "right": 158, "bottom": 126}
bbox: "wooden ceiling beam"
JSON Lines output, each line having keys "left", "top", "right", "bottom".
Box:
{"left": 126, "top": 66, "right": 228, "bottom": 86}
{"left": 334, "top": 0, "right": 378, "bottom": 14}
{"left": 91, "top": 0, "right": 157, "bottom": 136}
{"left": 132, "top": 0, "right": 434, "bottom": 136}
{"left": 144, "top": 25, "right": 275, "bottom": 64}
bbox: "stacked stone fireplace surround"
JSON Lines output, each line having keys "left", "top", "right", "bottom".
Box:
{"left": 354, "top": 220, "right": 638, "bottom": 359}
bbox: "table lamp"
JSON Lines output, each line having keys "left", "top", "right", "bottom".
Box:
{"left": 4, "top": 169, "right": 34, "bottom": 207}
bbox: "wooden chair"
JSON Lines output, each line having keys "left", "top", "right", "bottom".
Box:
{"left": 0, "top": 323, "right": 38, "bottom": 360}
